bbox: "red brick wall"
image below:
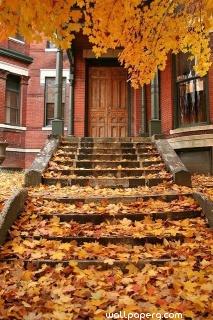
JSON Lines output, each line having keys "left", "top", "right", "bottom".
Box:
{"left": 0, "top": 71, "right": 7, "bottom": 123}
{"left": 73, "top": 36, "right": 90, "bottom": 137}
{"left": 1, "top": 151, "right": 37, "bottom": 169}
{"left": 146, "top": 84, "right": 151, "bottom": 122}
{"left": 0, "top": 39, "right": 70, "bottom": 168}
{"left": 208, "top": 34, "right": 213, "bottom": 123}
{"left": 132, "top": 89, "right": 141, "bottom": 136}
{"left": 1, "top": 38, "right": 30, "bottom": 55}
{"left": 2, "top": 151, "right": 25, "bottom": 169}
{"left": 160, "top": 55, "right": 173, "bottom": 134}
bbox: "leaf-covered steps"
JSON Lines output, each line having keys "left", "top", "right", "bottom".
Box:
{"left": 42, "top": 137, "right": 171, "bottom": 187}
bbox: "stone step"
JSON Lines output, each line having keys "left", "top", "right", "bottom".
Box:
{"left": 75, "top": 161, "right": 142, "bottom": 168}
{"left": 77, "top": 152, "right": 160, "bottom": 160}
{"left": 52, "top": 159, "right": 164, "bottom": 167}
{"left": 55, "top": 160, "right": 164, "bottom": 169}
{"left": 60, "top": 147, "right": 137, "bottom": 154}
{"left": 22, "top": 234, "right": 184, "bottom": 245}
{"left": 77, "top": 147, "right": 156, "bottom": 154}
{"left": 61, "top": 141, "right": 131, "bottom": 148}
{"left": 42, "top": 176, "right": 172, "bottom": 187}
{"left": 41, "top": 210, "right": 201, "bottom": 223}
{"left": 39, "top": 193, "right": 193, "bottom": 204}
{"left": 61, "top": 141, "right": 153, "bottom": 147}
{"left": 45, "top": 168, "right": 164, "bottom": 177}
{"left": 0, "top": 258, "right": 182, "bottom": 269}
{"left": 63, "top": 137, "right": 151, "bottom": 143}
{"left": 54, "top": 153, "right": 76, "bottom": 159}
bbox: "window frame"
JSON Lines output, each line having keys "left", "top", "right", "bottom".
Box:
{"left": 9, "top": 33, "right": 25, "bottom": 44}
{"left": 5, "top": 75, "right": 21, "bottom": 126}
{"left": 44, "top": 77, "right": 66, "bottom": 126}
{"left": 45, "top": 41, "right": 57, "bottom": 52}
{"left": 173, "top": 54, "right": 209, "bottom": 129}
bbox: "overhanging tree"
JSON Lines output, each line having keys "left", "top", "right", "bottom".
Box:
{"left": 0, "top": 0, "right": 212, "bottom": 87}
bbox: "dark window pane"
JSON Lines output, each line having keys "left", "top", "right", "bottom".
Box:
{"left": 5, "top": 75, "right": 20, "bottom": 125}
{"left": 46, "top": 41, "right": 57, "bottom": 49}
{"left": 176, "top": 53, "right": 195, "bottom": 81}
{"left": 178, "top": 79, "right": 206, "bottom": 126}
{"left": 7, "top": 75, "right": 20, "bottom": 91}
{"left": 175, "top": 53, "right": 207, "bottom": 127}
{"left": 45, "top": 77, "right": 66, "bottom": 125}
{"left": 47, "top": 103, "right": 54, "bottom": 119}
{"left": 11, "top": 33, "right": 25, "bottom": 42}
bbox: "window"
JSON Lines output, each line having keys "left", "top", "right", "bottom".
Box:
{"left": 5, "top": 75, "right": 21, "bottom": 125}
{"left": 46, "top": 41, "right": 57, "bottom": 49}
{"left": 9, "top": 33, "right": 25, "bottom": 43}
{"left": 151, "top": 72, "right": 160, "bottom": 120}
{"left": 44, "top": 77, "right": 66, "bottom": 126}
{"left": 175, "top": 53, "right": 207, "bottom": 127}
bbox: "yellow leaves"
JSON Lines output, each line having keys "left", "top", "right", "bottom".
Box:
{"left": 50, "top": 251, "right": 66, "bottom": 260}
{"left": 0, "top": 0, "right": 212, "bottom": 85}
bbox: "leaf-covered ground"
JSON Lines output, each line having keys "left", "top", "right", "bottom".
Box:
{"left": 192, "top": 174, "right": 213, "bottom": 201}
{"left": 0, "top": 172, "right": 212, "bottom": 319}
{"left": 0, "top": 170, "right": 24, "bottom": 212}
{"left": 0, "top": 260, "right": 212, "bottom": 320}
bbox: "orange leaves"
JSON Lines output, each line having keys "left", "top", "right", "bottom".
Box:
{"left": 29, "top": 182, "right": 192, "bottom": 199}
{"left": 27, "top": 195, "right": 201, "bottom": 216}
{"left": 0, "top": 259, "right": 212, "bottom": 318}
{"left": 0, "top": 1, "right": 212, "bottom": 85}
{"left": 81, "top": 0, "right": 213, "bottom": 87}
{"left": 1, "top": 235, "right": 212, "bottom": 262}
{"left": 0, "top": 170, "right": 24, "bottom": 208}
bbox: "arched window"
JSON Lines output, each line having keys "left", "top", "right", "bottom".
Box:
{"left": 175, "top": 53, "right": 207, "bottom": 127}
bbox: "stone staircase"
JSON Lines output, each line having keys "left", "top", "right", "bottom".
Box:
{"left": 0, "top": 136, "right": 212, "bottom": 318}
{"left": 43, "top": 137, "right": 172, "bottom": 187}
{"left": 0, "top": 137, "right": 210, "bottom": 270}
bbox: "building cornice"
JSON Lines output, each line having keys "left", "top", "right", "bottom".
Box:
{"left": 0, "top": 47, "right": 33, "bottom": 64}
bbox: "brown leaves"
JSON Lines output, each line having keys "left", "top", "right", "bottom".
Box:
{"left": 27, "top": 196, "right": 201, "bottom": 216}
{"left": 0, "top": 259, "right": 212, "bottom": 319}
{"left": 0, "top": 170, "right": 24, "bottom": 211}
{"left": 0, "top": 234, "right": 212, "bottom": 262}
{"left": 29, "top": 182, "right": 192, "bottom": 199}
{"left": 10, "top": 214, "right": 207, "bottom": 238}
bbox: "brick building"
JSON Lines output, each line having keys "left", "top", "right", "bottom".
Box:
{"left": 0, "top": 33, "right": 213, "bottom": 171}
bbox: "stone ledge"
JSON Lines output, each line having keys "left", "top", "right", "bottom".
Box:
{"left": 0, "top": 188, "right": 27, "bottom": 245}
{"left": 168, "top": 134, "right": 213, "bottom": 149}
{"left": 155, "top": 139, "right": 191, "bottom": 187}
{"left": 193, "top": 192, "right": 213, "bottom": 228}
{"left": 170, "top": 125, "right": 213, "bottom": 135}
{"left": 25, "top": 137, "right": 59, "bottom": 187}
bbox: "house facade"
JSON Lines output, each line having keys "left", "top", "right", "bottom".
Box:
{"left": 0, "top": 33, "right": 213, "bottom": 171}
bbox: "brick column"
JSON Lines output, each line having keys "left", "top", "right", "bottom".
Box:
{"left": 20, "top": 75, "right": 30, "bottom": 127}
{"left": 0, "top": 70, "right": 9, "bottom": 123}
{"left": 160, "top": 55, "right": 173, "bottom": 134}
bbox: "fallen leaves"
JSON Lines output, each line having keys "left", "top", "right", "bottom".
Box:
{"left": 29, "top": 183, "right": 192, "bottom": 199}
{"left": 0, "top": 259, "right": 212, "bottom": 319}
{"left": 0, "top": 235, "right": 212, "bottom": 262}
{"left": 10, "top": 214, "right": 207, "bottom": 238}
{"left": 27, "top": 196, "right": 201, "bottom": 216}
{"left": 0, "top": 170, "right": 24, "bottom": 213}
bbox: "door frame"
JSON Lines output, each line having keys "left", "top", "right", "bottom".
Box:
{"left": 85, "top": 58, "right": 132, "bottom": 137}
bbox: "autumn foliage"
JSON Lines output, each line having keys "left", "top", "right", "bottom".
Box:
{"left": 0, "top": 0, "right": 213, "bottom": 86}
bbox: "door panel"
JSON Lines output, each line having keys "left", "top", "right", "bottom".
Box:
{"left": 88, "top": 66, "right": 128, "bottom": 137}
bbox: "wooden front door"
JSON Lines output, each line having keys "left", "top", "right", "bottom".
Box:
{"left": 88, "top": 67, "right": 128, "bottom": 137}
